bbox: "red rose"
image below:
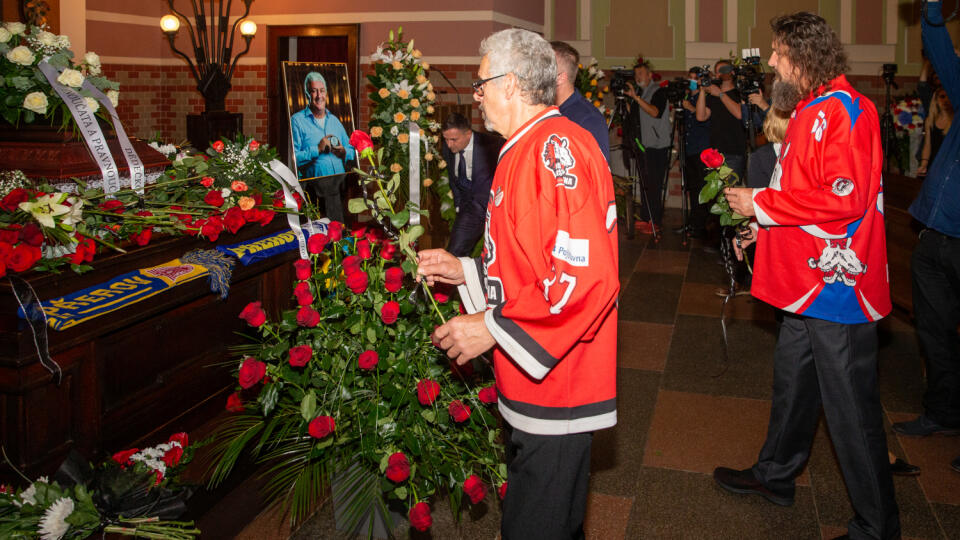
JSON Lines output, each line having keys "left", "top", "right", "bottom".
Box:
{"left": 294, "top": 259, "right": 312, "bottom": 280}
{"left": 200, "top": 215, "right": 224, "bottom": 241}
{"left": 223, "top": 206, "right": 246, "bottom": 234}
{"left": 356, "top": 239, "right": 372, "bottom": 260}
{"left": 308, "top": 232, "right": 328, "bottom": 254}
{"left": 348, "top": 130, "right": 374, "bottom": 158}
{"left": 352, "top": 226, "right": 367, "bottom": 239}
{"left": 258, "top": 209, "right": 276, "bottom": 226}
{"left": 19, "top": 223, "right": 43, "bottom": 247}
{"left": 448, "top": 400, "right": 471, "bottom": 423}
{"left": 365, "top": 228, "right": 383, "bottom": 245}
{"left": 212, "top": 140, "right": 225, "bottom": 152}
{"left": 248, "top": 139, "right": 260, "bottom": 151}
{"left": 459, "top": 302, "right": 467, "bottom": 315}
{"left": 162, "top": 445, "right": 184, "bottom": 467}
{"left": 380, "top": 301, "right": 400, "bottom": 324}
{"left": 296, "top": 306, "right": 321, "bottom": 327}
{"left": 384, "top": 267, "right": 404, "bottom": 293}
{"left": 498, "top": 482, "right": 507, "bottom": 500}
{"left": 131, "top": 227, "right": 152, "bottom": 246}
{"left": 0, "top": 188, "right": 29, "bottom": 212}
{"left": 653, "top": 72, "right": 662, "bottom": 81}
{"left": 416, "top": 379, "right": 440, "bottom": 405}
{"left": 293, "top": 192, "right": 304, "bottom": 210}
{"left": 700, "top": 148, "right": 724, "bottom": 169}
{"left": 288, "top": 344, "right": 313, "bottom": 367}
{"left": 204, "top": 190, "right": 225, "bottom": 207}
{"left": 478, "top": 385, "right": 497, "bottom": 404}
{"left": 99, "top": 199, "right": 125, "bottom": 213}
{"left": 385, "top": 452, "right": 410, "bottom": 482}
{"left": 0, "top": 227, "right": 19, "bottom": 244}
{"left": 226, "top": 392, "right": 244, "bottom": 412}
{"left": 659, "top": 79, "right": 669, "bottom": 87}
{"left": 308, "top": 415, "right": 335, "bottom": 439}
{"left": 342, "top": 255, "right": 362, "bottom": 275}
{"left": 201, "top": 176, "right": 215, "bottom": 188}
{"left": 239, "top": 301, "right": 266, "bottom": 327}
{"left": 346, "top": 271, "right": 368, "bottom": 294}
{"left": 238, "top": 357, "right": 266, "bottom": 388}
{"left": 68, "top": 237, "right": 95, "bottom": 264}
{"left": 433, "top": 291, "right": 449, "bottom": 303}
{"left": 112, "top": 448, "right": 139, "bottom": 466}
{"left": 327, "top": 221, "right": 343, "bottom": 242}
{"left": 409, "top": 502, "right": 432, "bottom": 531}
{"left": 380, "top": 241, "right": 397, "bottom": 261}
{"left": 462, "top": 475, "right": 487, "bottom": 504}
{"left": 243, "top": 208, "right": 260, "bottom": 223}
{"left": 294, "top": 281, "right": 314, "bottom": 306}
{"left": 357, "top": 350, "right": 379, "bottom": 370}
{"left": 7, "top": 244, "right": 41, "bottom": 273}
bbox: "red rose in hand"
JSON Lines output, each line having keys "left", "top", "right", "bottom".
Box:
{"left": 112, "top": 448, "right": 139, "bottom": 466}
{"left": 433, "top": 291, "right": 449, "bottom": 303}
{"left": 223, "top": 206, "right": 246, "bottom": 234}
{"left": 385, "top": 452, "right": 410, "bottom": 482}
{"left": 327, "top": 221, "right": 343, "bottom": 242}
{"left": 342, "top": 255, "right": 362, "bottom": 275}
{"left": 248, "top": 139, "right": 260, "bottom": 151}
{"left": 238, "top": 357, "right": 266, "bottom": 388}
{"left": 308, "top": 415, "right": 335, "bottom": 439}
{"left": 700, "top": 148, "right": 724, "bottom": 169}
{"left": 448, "top": 400, "right": 471, "bottom": 423}
{"left": 408, "top": 502, "right": 432, "bottom": 532}
{"left": 308, "top": 232, "right": 328, "bottom": 254}
{"left": 19, "top": 223, "right": 43, "bottom": 247}
{"left": 348, "top": 130, "right": 374, "bottom": 158}
{"left": 380, "top": 241, "right": 397, "bottom": 261}
{"left": 7, "top": 244, "right": 41, "bottom": 273}
{"left": 294, "top": 259, "right": 312, "bottom": 280}
{"left": 288, "top": 344, "right": 313, "bottom": 367}
{"left": 498, "top": 482, "right": 508, "bottom": 500}
{"left": 0, "top": 188, "right": 29, "bottom": 212}
{"left": 478, "top": 385, "right": 498, "bottom": 404}
{"left": 356, "top": 239, "right": 372, "bottom": 260}
{"left": 212, "top": 140, "right": 225, "bottom": 152}
{"left": 380, "top": 301, "right": 400, "bottom": 324}
{"left": 239, "top": 301, "right": 266, "bottom": 327}
{"left": 384, "top": 266, "right": 404, "bottom": 293}
{"left": 294, "top": 281, "right": 314, "bottom": 306}
{"left": 296, "top": 306, "right": 321, "bottom": 327}
{"left": 204, "top": 190, "right": 225, "bottom": 207}
{"left": 462, "top": 475, "right": 487, "bottom": 504}
{"left": 226, "top": 392, "right": 244, "bottom": 412}
{"left": 99, "top": 199, "right": 125, "bottom": 213}
{"left": 417, "top": 379, "right": 440, "bottom": 405}
{"left": 201, "top": 176, "right": 215, "bottom": 188}
{"left": 346, "top": 271, "right": 368, "bottom": 294}
{"left": 357, "top": 350, "right": 378, "bottom": 370}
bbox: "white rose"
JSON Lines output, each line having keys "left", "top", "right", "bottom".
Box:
{"left": 37, "top": 30, "right": 57, "bottom": 47}
{"left": 0, "top": 27, "right": 11, "bottom": 43}
{"left": 22, "top": 91, "right": 48, "bottom": 114}
{"left": 5, "top": 45, "right": 35, "bottom": 66}
{"left": 107, "top": 89, "right": 119, "bottom": 107}
{"left": 84, "top": 97, "right": 99, "bottom": 113}
{"left": 56, "top": 68, "right": 85, "bottom": 88}
{"left": 4, "top": 22, "right": 25, "bottom": 35}
{"left": 57, "top": 35, "right": 70, "bottom": 49}
{"left": 84, "top": 51, "right": 101, "bottom": 66}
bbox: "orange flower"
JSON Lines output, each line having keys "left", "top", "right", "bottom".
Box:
{"left": 423, "top": 178, "right": 433, "bottom": 187}
{"left": 398, "top": 133, "right": 409, "bottom": 144}
{"left": 397, "top": 89, "right": 410, "bottom": 99}
{"left": 427, "top": 105, "right": 435, "bottom": 114}
{"left": 238, "top": 196, "right": 255, "bottom": 211}
{"left": 422, "top": 62, "right": 430, "bottom": 70}
{"left": 410, "top": 98, "right": 420, "bottom": 108}
{"left": 416, "top": 75, "right": 428, "bottom": 84}
{"left": 410, "top": 111, "right": 421, "bottom": 121}
{"left": 371, "top": 126, "right": 383, "bottom": 137}
{"left": 378, "top": 88, "right": 390, "bottom": 99}
{"left": 391, "top": 60, "right": 403, "bottom": 70}
{"left": 390, "top": 163, "right": 402, "bottom": 173}
{"left": 394, "top": 112, "right": 406, "bottom": 123}
{"left": 231, "top": 180, "right": 248, "bottom": 192}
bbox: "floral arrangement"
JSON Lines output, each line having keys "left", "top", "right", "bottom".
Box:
{"left": 365, "top": 28, "right": 454, "bottom": 224}
{"left": 0, "top": 21, "right": 119, "bottom": 131}
{"left": 698, "top": 148, "right": 749, "bottom": 228}
{"left": 208, "top": 130, "right": 504, "bottom": 532}
{"left": 0, "top": 432, "right": 200, "bottom": 539}
{"left": 575, "top": 59, "right": 611, "bottom": 121}
{"left": 893, "top": 95, "right": 924, "bottom": 134}
{"left": 0, "top": 136, "right": 289, "bottom": 277}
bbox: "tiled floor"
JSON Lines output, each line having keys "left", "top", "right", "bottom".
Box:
{"left": 256, "top": 210, "right": 960, "bottom": 539}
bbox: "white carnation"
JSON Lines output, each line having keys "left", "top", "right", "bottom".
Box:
{"left": 57, "top": 35, "right": 70, "bottom": 49}
{"left": 4, "top": 21, "right": 25, "bottom": 35}
{"left": 221, "top": 188, "right": 232, "bottom": 198}
{"left": 23, "top": 91, "right": 48, "bottom": 114}
{"left": 84, "top": 97, "right": 99, "bottom": 113}
{"left": 36, "top": 30, "right": 57, "bottom": 47}
{"left": 6, "top": 45, "right": 35, "bottom": 66}
{"left": 0, "top": 27, "right": 11, "bottom": 43}
{"left": 38, "top": 496, "right": 74, "bottom": 540}
{"left": 56, "top": 68, "right": 85, "bottom": 88}
{"left": 106, "top": 89, "right": 119, "bottom": 107}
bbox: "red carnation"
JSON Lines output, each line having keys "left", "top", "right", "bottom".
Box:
{"left": 417, "top": 379, "right": 441, "bottom": 405}
{"left": 19, "top": 223, "right": 43, "bottom": 247}
{"left": 357, "top": 239, "right": 372, "bottom": 260}
{"left": 385, "top": 452, "right": 410, "bottom": 482}
{"left": 498, "top": 482, "right": 508, "bottom": 500}
{"left": 380, "top": 301, "right": 400, "bottom": 324}
{"left": 0, "top": 188, "right": 29, "bottom": 212}
{"left": 239, "top": 301, "right": 266, "bottom": 327}
{"left": 296, "top": 306, "right": 321, "bottom": 327}
{"left": 7, "top": 244, "right": 41, "bottom": 273}
{"left": 226, "top": 392, "right": 244, "bottom": 412}
{"left": 294, "top": 259, "right": 312, "bottom": 280}
{"left": 288, "top": 344, "right": 313, "bottom": 367}
{"left": 327, "top": 221, "right": 343, "bottom": 241}
{"left": 462, "top": 475, "right": 487, "bottom": 504}
{"left": 357, "top": 350, "right": 379, "bottom": 370}
{"left": 380, "top": 241, "right": 397, "bottom": 261}
{"left": 223, "top": 206, "right": 246, "bottom": 234}
{"left": 308, "top": 232, "right": 329, "bottom": 254}
{"left": 308, "top": 415, "right": 336, "bottom": 439}
{"left": 238, "top": 357, "right": 266, "bottom": 389}
{"left": 348, "top": 130, "right": 374, "bottom": 158}
{"left": 99, "top": 199, "right": 125, "bottom": 213}
{"left": 342, "top": 255, "right": 362, "bottom": 275}
{"left": 212, "top": 140, "right": 225, "bottom": 152}
{"left": 162, "top": 445, "right": 184, "bottom": 467}
{"left": 248, "top": 139, "right": 260, "bottom": 151}
{"left": 700, "top": 148, "right": 724, "bottom": 169}
{"left": 201, "top": 176, "right": 214, "bottom": 188}
{"left": 204, "top": 190, "right": 225, "bottom": 207}
{"left": 384, "top": 266, "right": 404, "bottom": 293}
{"left": 408, "top": 502, "right": 432, "bottom": 532}
{"left": 112, "top": 448, "right": 139, "bottom": 466}
{"left": 294, "top": 281, "right": 314, "bottom": 306}
{"left": 346, "top": 270, "right": 368, "bottom": 294}
{"left": 478, "top": 385, "right": 498, "bottom": 404}
{"left": 448, "top": 400, "right": 471, "bottom": 423}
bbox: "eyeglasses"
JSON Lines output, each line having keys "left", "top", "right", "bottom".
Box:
{"left": 472, "top": 74, "right": 507, "bottom": 97}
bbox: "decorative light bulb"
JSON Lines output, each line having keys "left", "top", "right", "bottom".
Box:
{"left": 160, "top": 14, "right": 180, "bottom": 34}
{"left": 239, "top": 20, "right": 258, "bottom": 37}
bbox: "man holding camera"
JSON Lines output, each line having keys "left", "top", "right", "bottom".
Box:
{"left": 696, "top": 60, "right": 747, "bottom": 179}
{"left": 679, "top": 68, "right": 712, "bottom": 238}
{"left": 623, "top": 60, "right": 671, "bottom": 235}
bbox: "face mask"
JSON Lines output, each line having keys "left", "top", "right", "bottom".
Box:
{"left": 689, "top": 80, "right": 698, "bottom": 90}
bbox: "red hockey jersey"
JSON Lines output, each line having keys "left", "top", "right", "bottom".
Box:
{"left": 456, "top": 107, "right": 619, "bottom": 435}
{"left": 751, "top": 74, "right": 890, "bottom": 323}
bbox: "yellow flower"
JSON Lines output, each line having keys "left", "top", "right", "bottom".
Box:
{"left": 585, "top": 91, "right": 592, "bottom": 99}
{"left": 410, "top": 111, "right": 421, "bottom": 121}
{"left": 422, "top": 62, "right": 430, "bottom": 70}
{"left": 410, "top": 98, "right": 420, "bottom": 108}
{"left": 424, "top": 153, "right": 434, "bottom": 161}
{"left": 438, "top": 159, "right": 447, "bottom": 169}
{"left": 378, "top": 88, "right": 390, "bottom": 98}
{"left": 423, "top": 178, "right": 433, "bottom": 187}
{"left": 427, "top": 105, "right": 435, "bottom": 114}
{"left": 390, "top": 163, "right": 403, "bottom": 173}
{"left": 578, "top": 63, "right": 583, "bottom": 69}
{"left": 594, "top": 100, "right": 602, "bottom": 107}
{"left": 590, "top": 79, "right": 597, "bottom": 86}
{"left": 427, "top": 82, "right": 434, "bottom": 91}
{"left": 397, "top": 89, "right": 410, "bottom": 99}
{"left": 321, "top": 257, "right": 332, "bottom": 273}
{"left": 426, "top": 92, "right": 435, "bottom": 100}
{"left": 394, "top": 112, "right": 406, "bottom": 123}
{"left": 417, "top": 74, "right": 428, "bottom": 84}
{"left": 371, "top": 126, "right": 383, "bottom": 137}
{"left": 238, "top": 196, "right": 256, "bottom": 210}
{"left": 398, "top": 133, "right": 410, "bottom": 144}
{"left": 412, "top": 49, "right": 422, "bottom": 58}
{"left": 392, "top": 60, "right": 403, "bottom": 70}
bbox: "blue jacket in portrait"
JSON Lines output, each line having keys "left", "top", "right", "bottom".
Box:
{"left": 291, "top": 108, "right": 356, "bottom": 178}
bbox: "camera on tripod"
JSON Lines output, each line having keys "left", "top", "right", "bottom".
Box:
{"left": 882, "top": 63, "right": 898, "bottom": 86}
{"left": 663, "top": 78, "right": 692, "bottom": 105}
{"left": 610, "top": 68, "right": 635, "bottom": 99}
{"left": 690, "top": 65, "right": 718, "bottom": 88}
{"left": 733, "top": 48, "right": 765, "bottom": 96}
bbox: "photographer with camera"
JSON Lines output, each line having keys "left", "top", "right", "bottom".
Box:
{"left": 623, "top": 59, "right": 672, "bottom": 235}
{"left": 677, "top": 67, "right": 712, "bottom": 238}
{"left": 696, "top": 60, "right": 747, "bottom": 178}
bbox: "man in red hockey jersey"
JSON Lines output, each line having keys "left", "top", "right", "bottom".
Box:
{"left": 416, "top": 28, "right": 619, "bottom": 540}
{"left": 715, "top": 12, "right": 900, "bottom": 539}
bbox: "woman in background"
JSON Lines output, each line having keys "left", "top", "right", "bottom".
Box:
{"left": 918, "top": 87, "right": 953, "bottom": 177}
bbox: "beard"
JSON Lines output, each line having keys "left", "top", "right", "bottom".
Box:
{"left": 770, "top": 77, "right": 803, "bottom": 111}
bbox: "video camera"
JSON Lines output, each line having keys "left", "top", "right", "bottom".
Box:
{"left": 663, "top": 77, "right": 692, "bottom": 105}
{"left": 733, "top": 48, "right": 765, "bottom": 96}
{"left": 610, "top": 68, "right": 635, "bottom": 99}
{"left": 691, "top": 65, "right": 719, "bottom": 89}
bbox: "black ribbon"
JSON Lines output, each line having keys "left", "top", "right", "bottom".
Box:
{"left": 8, "top": 275, "right": 62, "bottom": 385}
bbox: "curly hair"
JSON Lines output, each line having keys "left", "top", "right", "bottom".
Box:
{"left": 770, "top": 12, "right": 848, "bottom": 93}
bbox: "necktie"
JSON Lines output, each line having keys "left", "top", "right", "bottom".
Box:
{"left": 458, "top": 150, "right": 467, "bottom": 184}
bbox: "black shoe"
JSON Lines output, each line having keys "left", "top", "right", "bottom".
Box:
{"left": 889, "top": 458, "right": 920, "bottom": 476}
{"left": 712, "top": 467, "right": 794, "bottom": 506}
{"left": 951, "top": 455, "right": 960, "bottom": 474}
{"left": 891, "top": 415, "right": 960, "bottom": 437}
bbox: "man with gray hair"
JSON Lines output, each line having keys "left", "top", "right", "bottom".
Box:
{"left": 417, "top": 28, "right": 619, "bottom": 539}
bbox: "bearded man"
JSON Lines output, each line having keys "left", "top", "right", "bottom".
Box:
{"left": 714, "top": 12, "right": 900, "bottom": 540}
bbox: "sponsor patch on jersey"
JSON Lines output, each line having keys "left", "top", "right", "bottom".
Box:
{"left": 552, "top": 230, "right": 589, "bottom": 267}
{"left": 832, "top": 177, "right": 854, "bottom": 196}
{"left": 606, "top": 200, "right": 617, "bottom": 233}
{"left": 541, "top": 134, "right": 578, "bottom": 189}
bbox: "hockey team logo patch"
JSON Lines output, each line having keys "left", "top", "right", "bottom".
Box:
{"left": 541, "top": 134, "right": 578, "bottom": 189}
{"left": 832, "top": 178, "right": 854, "bottom": 196}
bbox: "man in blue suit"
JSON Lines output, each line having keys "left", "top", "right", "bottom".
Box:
{"left": 441, "top": 113, "right": 504, "bottom": 256}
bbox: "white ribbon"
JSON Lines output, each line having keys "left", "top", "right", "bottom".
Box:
{"left": 408, "top": 121, "right": 421, "bottom": 226}
{"left": 82, "top": 81, "right": 145, "bottom": 195}
{"left": 261, "top": 159, "right": 317, "bottom": 260}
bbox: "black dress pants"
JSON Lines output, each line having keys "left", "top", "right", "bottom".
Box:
{"left": 639, "top": 146, "right": 669, "bottom": 226}
{"left": 751, "top": 313, "right": 900, "bottom": 540}
{"left": 501, "top": 424, "right": 593, "bottom": 540}
{"left": 912, "top": 229, "right": 960, "bottom": 428}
